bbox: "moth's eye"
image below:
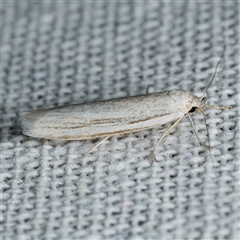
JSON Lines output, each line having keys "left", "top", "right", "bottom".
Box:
{"left": 189, "top": 107, "right": 197, "bottom": 113}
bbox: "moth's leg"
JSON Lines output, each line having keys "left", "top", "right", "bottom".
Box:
{"left": 207, "top": 105, "right": 235, "bottom": 110}
{"left": 88, "top": 136, "right": 110, "bottom": 153}
{"left": 146, "top": 86, "right": 151, "bottom": 95}
{"left": 153, "top": 115, "right": 185, "bottom": 161}
{"left": 187, "top": 113, "right": 212, "bottom": 149}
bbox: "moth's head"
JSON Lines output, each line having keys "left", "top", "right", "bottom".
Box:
{"left": 167, "top": 90, "right": 207, "bottom": 114}
{"left": 185, "top": 94, "right": 208, "bottom": 115}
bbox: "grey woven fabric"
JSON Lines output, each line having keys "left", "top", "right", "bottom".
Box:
{"left": 1, "top": 1, "right": 239, "bottom": 239}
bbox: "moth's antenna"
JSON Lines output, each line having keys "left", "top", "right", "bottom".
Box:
{"left": 200, "top": 46, "right": 226, "bottom": 101}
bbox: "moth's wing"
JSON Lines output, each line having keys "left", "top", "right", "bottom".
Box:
{"left": 21, "top": 91, "right": 187, "bottom": 140}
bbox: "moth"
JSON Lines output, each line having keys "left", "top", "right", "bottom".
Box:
{"left": 21, "top": 49, "right": 234, "bottom": 155}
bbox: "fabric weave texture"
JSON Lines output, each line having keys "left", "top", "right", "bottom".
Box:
{"left": 1, "top": 1, "right": 239, "bottom": 239}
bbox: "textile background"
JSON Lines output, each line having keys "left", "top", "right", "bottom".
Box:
{"left": 1, "top": 1, "right": 239, "bottom": 239}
